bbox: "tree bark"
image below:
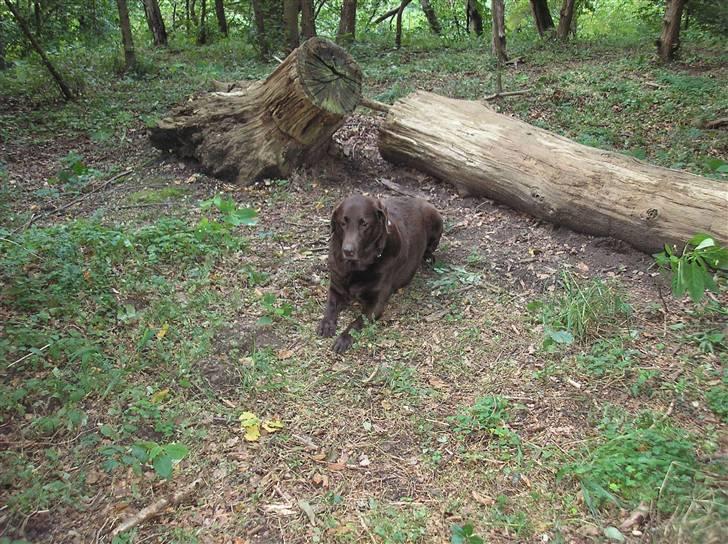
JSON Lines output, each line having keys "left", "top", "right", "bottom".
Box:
{"left": 466, "top": 0, "right": 483, "bottom": 35}
{"left": 556, "top": 0, "right": 576, "bottom": 41}
{"left": 283, "top": 0, "right": 300, "bottom": 52}
{"left": 0, "top": 10, "right": 7, "bottom": 70}
{"left": 301, "top": 0, "right": 316, "bottom": 38}
{"left": 530, "top": 0, "right": 554, "bottom": 36}
{"left": 420, "top": 0, "right": 441, "bottom": 34}
{"left": 491, "top": 0, "right": 507, "bottom": 62}
{"left": 337, "top": 0, "right": 357, "bottom": 44}
{"left": 142, "top": 0, "right": 168, "bottom": 46}
{"left": 251, "top": 0, "right": 284, "bottom": 59}
{"left": 657, "top": 0, "right": 687, "bottom": 63}
{"left": 214, "top": 0, "right": 228, "bottom": 35}
{"left": 149, "top": 38, "right": 363, "bottom": 185}
{"left": 3, "top": 0, "right": 74, "bottom": 99}
{"left": 378, "top": 91, "right": 728, "bottom": 254}
{"left": 114, "top": 0, "right": 136, "bottom": 72}
{"left": 197, "top": 0, "right": 208, "bottom": 44}
{"left": 395, "top": 0, "right": 413, "bottom": 48}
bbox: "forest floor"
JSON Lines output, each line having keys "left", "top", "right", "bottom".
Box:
{"left": 1, "top": 34, "right": 727, "bottom": 544}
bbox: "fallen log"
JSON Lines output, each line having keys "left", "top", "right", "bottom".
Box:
{"left": 149, "top": 37, "right": 362, "bottom": 184}
{"left": 378, "top": 91, "right": 728, "bottom": 253}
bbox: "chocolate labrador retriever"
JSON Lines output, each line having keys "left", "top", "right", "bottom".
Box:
{"left": 318, "top": 194, "right": 443, "bottom": 353}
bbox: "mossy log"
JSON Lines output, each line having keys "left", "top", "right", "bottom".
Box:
{"left": 149, "top": 37, "right": 362, "bottom": 184}
{"left": 379, "top": 91, "right": 728, "bottom": 253}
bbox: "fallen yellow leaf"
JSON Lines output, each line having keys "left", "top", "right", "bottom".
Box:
{"left": 156, "top": 323, "right": 169, "bottom": 340}
{"left": 244, "top": 425, "right": 261, "bottom": 442}
{"left": 240, "top": 411, "right": 261, "bottom": 442}
{"left": 262, "top": 418, "right": 284, "bottom": 432}
{"left": 150, "top": 388, "right": 170, "bottom": 404}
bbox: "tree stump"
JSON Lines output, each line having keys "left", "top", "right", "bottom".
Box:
{"left": 378, "top": 91, "right": 728, "bottom": 254}
{"left": 149, "top": 37, "right": 362, "bottom": 184}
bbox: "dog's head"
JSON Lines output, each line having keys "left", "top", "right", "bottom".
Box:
{"left": 331, "top": 194, "right": 389, "bottom": 269}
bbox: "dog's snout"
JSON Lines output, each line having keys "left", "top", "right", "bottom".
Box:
{"left": 342, "top": 244, "right": 355, "bottom": 258}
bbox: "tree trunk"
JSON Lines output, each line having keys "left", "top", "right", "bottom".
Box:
{"left": 142, "top": 0, "right": 168, "bottom": 46}
{"left": 530, "top": 0, "right": 554, "bottom": 36}
{"left": 283, "top": 0, "right": 300, "bottom": 52}
{"left": 337, "top": 0, "right": 357, "bottom": 44}
{"left": 657, "top": 0, "right": 687, "bottom": 63}
{"left": 378, "top": 91, "right": 728, "bottom": 254}
{"left": 251, "top": 0, "right": 284, "bottom": 59}
{"left": 197, "top": 0, "right": 208, "bottom": 44}
{"left": 301, "top": 0, "right": 316, "bottom": 38}
{"left": 0, "top": 10, "right": 7, "bottom": 70}
{"left": 395, "top": 0, "right": 413, "bottom": 48}
{"left": 149, "top": 38, "right": 363, "bottom": 185}
{"left": 3, "top": 0, "right": 74, "bottom": 99}
{"left": 420, "top": 0, "right": 441, "bottom": 34}
{"left": 466, "top": 0, "right": 483, "bottom": 35}
{"left": 491, "top": 0, "right": 507, "bottom": 62}
{"left": 556, "top": 0, "right": 576, "bottom": 41}
{"left": 214, "top": 0, "right": 228, "bottom": 35}
{"left": 185, "top": 0, "right": 191, "bottom": 31}
{"left": 114, "top": 0, "right": 136, "bottom": 72}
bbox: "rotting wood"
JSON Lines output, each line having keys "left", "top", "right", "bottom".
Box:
{"left": 111, "top": 479, "right": 202, "bottom": 537}
{"left": 378, "top": 91, "right": 728, "bottom": 254}
{"left": 149, "top": 37, "right": 362, "bottom": 184}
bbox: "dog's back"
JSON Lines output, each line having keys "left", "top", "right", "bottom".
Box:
{"left": 384, "top": 197, "right": 443, "bottom": 290}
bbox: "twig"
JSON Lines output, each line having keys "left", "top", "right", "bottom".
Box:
{"left": 644, "top": 81, "right": 666, "bottom": 89}
{"left": 483, "top": 88, "right": 533, "bottom": 101}
{"left": 0, "top": 236, "right": 41, "bottom": 259}
{"left": 8, "top": 343, "right": 50, "bottom": 368}
{"left": 111, "top": 478, "right": 202, "bottom": 537}
{"left": 704, "top": 117, "right": 728, "bottom": 130}
{"left": 360, "top": 96, "right": 390, "bottom": 113}
{"left": 292, "top": 434, "right": 317, "bottom": 449}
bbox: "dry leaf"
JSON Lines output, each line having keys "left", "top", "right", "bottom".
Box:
{"left": 327, "top": 462, "right": 346, "bottom": 471}
{"left": 311, "top": 452, "right": 327, "bottom": 461}
{"left": 576, "top": 262, "right": 590, "bottom": 273}
{"left": 619, "top": 502, "right": 649, "bottom": 531}
{"left": 277, "top": 349, "right": 294, "bottom": 360}
{"left": 358, "top": 454, "right": 371, "bottom": 467}
{"left": 427, "top": 376, "right": 449, "bottom": 389}
{"left": 471, "top": 490, "right": 495, "bottom": 506}
{"left": 298, "top": 499, "right": 316, "bottom": 525}
{"left": 312, "top": 473, "right": 329, "bottom": 488}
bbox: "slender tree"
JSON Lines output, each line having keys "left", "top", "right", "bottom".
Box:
{"left": 395, "top": 0, "right": 413, "bottom": 48}
{"left": 115, "top": 0, "right": 136, "bottom": 71}
{"left": 301, "top": 0, "right": 316, "bottom": 38}
{"left": 283, "top": 0, "right": 300, "bottom": 51}
{"left": 530, "top": 0, "right": 554, "bottom": 36}
{"left": 466, "top": 0, "right": 483, "bottom": 35}
{"left": 556, "top": 0, "right": 576, "bottom": 41}
{"left": 491, "top": 0, "right": 507, "bottom": 62}
{"left": 3, "top": 0, "right": 75, "bottom": 99}
{"left": 142, "top": 0, "right": 168, "bottom": 46}
{"left": 251, "top": 0, "right": 284, "bottom": 59}
{"left": 420, "top": 0, "right": 441, "bottom": 35}
{"left": 197, "top": 0, "right": 208, "bottom": 43}
{"left": 657, "top": 0, "right": 688, "bottom": 62}
{"left": 337, "top": 0, "right": 357, "bottom": 44}
{"left": 214, "top": 0, "right": 228, "bottom": 35}
{"left": 0, "top": 9, "right": 7, "bottom": 70}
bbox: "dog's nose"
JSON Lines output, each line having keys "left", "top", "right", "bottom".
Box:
{"left": 342, "top": 245, "right": 355, "bottom": 258}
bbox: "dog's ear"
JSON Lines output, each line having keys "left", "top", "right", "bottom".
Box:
{"left": 375, "top": 199, "right": 390, "bottom": 234}
{"left": 330, "top": 202, "right": 343, "bottom": 235}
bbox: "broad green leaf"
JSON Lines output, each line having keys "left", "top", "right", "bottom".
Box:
{"left": 548, "top": 330, "right": 574, "bottom": 344}
{"left": 164, "top": 443, "right": 189, "bottom": 461}
{"left": 686, "top": 261, "right": 704, "bottom": 302}
{"left": 153, "top": 454, "right": 173, "bottom": 479}
{"left": 604, "top": 526, "right": 626, "bottom": 542}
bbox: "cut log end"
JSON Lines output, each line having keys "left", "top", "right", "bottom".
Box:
{"left": 296, "top": 37, "right": 362, "bottom": 115}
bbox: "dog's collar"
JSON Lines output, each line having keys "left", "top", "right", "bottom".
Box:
{"left": 375, "top": 220, "right": 392, "bottom": 260}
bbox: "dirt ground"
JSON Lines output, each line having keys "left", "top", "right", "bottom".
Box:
{"left": 2, "top": 110, "right": 726, "bottom": 544}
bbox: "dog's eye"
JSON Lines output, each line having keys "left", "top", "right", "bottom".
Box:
{"left": 360, "top": 220, "right": 368, "bottom": 229}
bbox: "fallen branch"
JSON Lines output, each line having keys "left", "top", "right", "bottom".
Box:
{"left": 360, "top": 96, "right": 390, "bottom": 113}
{"left": 705, "top": 117, "right": 728, "bottom": 130}
{"left": 373, "top": 6, "right": 399, "bottom": 25}
{"left": 376, "top": 177, "right": 424, "bottom": 198}
{"left": 111, "top": 478, "right": 202, "bottom": 537}
{"left": 483, "top": 88, "right": 532, "bottom": 101}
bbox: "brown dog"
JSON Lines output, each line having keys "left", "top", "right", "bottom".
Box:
{"left": 318, "top": 194, "right": 443, "bottom": 353}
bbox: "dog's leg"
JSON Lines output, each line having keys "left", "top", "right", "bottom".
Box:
{"left": 333, "top": 292, "right": 391, "bottom": 353}
{"left": 318, "top": 287, "right": 344, "bottom": 337}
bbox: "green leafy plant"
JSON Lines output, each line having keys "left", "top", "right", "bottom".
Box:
{"left": 578, "top": 337, "right": 638, "bottom": 377}
{"left": 39, "top": 152, "right": 101, "bottom": 196}
{"left": 706, "top": 384, "right": 728, "bottom": 423}
{"left": 430, "top": 262, "right": 481, "bottom": 293}
{"left": 654, "top": 234, "right": 728, "bottom": 303}
{"left": 200, "top": 194, "right": 258, "bottom": 227}
{"left": 451, "top": 523, "right": 484, "bottom": 544}
{"left": 560, "top": 411, "right": 698, "bottom": 512}
{"left": 256, "top": 293, "right": 293, "bottom": 325}
{"left": 100, "top": 441, "right": 188, "bottom": 479}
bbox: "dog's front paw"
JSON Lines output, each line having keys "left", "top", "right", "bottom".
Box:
{"left": 333, "top": 333, "right": 353, "bottom": 353}
{"left": 317, "top": 318, "right": 336, "bottom": 337}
